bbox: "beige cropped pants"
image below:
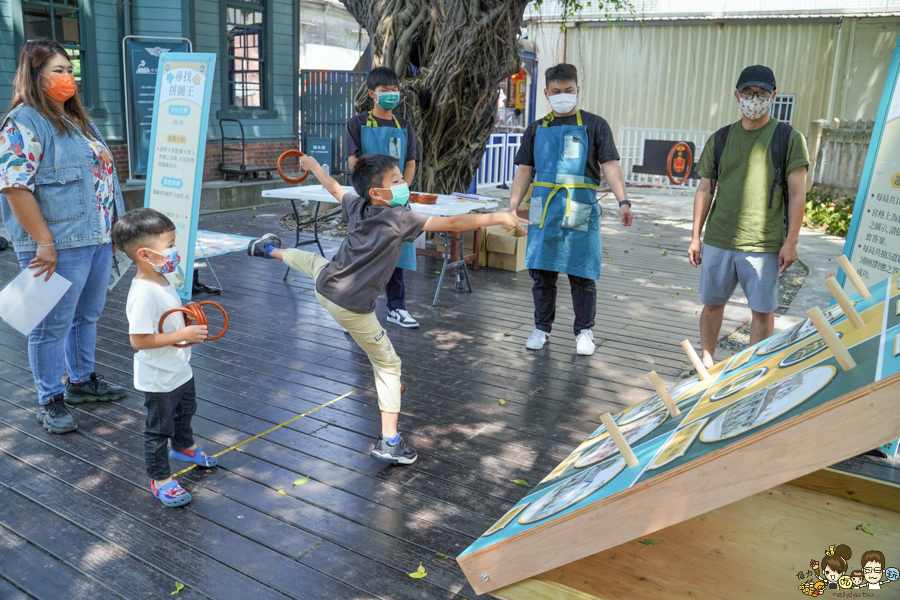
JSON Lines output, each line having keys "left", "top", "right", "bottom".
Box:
{"left": 282, "top": 249, "right": 402, "bottom": 413}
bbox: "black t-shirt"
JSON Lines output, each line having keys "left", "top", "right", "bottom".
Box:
{"left": 515, "top": 111, "right": 619, "bottom": 183}
{"left": 345, "top": 113, "right": 420, "bottom": 164}
{"left": 315, "top": 193, "right": 430, "bottom": 314}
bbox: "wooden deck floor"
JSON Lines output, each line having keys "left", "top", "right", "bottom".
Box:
{"left": 0, "top": 203, "right": 889, "bottom": 600}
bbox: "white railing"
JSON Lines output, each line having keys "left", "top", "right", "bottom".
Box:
{"left": 477, "top": 132, "right": 524, "bottom": 187}
{"left": 619, "top": 127, "right": 713, "bottom": 191}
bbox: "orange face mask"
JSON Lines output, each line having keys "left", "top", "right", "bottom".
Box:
{"left": 42, "top": 73, "right": 77, "bottom": 102}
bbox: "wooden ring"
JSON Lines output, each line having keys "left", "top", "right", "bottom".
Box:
{"left": 277, "top": 150, "right": 309, "bottom": 183}
{"left": 158, "top": 301, "right": 228, "bottom": 347}
{"left": 666, "top": 142, "right": 693, "bottom": 186}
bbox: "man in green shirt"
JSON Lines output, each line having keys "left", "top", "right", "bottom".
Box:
{"left": 688, "top": 65, "right": 809, "bottom": 369}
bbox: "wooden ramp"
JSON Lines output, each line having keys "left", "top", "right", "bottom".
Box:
{"left": 0, "top": 204, "right": 882, "bottom": 599}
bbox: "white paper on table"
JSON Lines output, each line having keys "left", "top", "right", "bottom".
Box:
{"left": 108, "top": 249, "right": 133, "bottom": 291}
{"left": 0, "top": 269, "right": 72, "bottom": 336}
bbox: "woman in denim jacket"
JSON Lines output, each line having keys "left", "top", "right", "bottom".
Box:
{"left": 0, "top": 38, "right": 126, "bottom": 434}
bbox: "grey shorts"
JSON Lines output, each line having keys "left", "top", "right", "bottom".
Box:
{"left": 700, "top": 244, "right": 779, "bottom": 313}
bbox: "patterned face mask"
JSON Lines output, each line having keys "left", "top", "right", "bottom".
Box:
{"left": 737, "top": 93, "right": 772, "bottom": 120}
{"left": 142, "top": 246, "right": 181, "bottom": 275}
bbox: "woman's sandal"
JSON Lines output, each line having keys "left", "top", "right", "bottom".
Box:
{"left": 151, "top": 479, "right": 192, "bottom": 507}
{"left": 169, "top": 445, "right": 218, "bottom": 468}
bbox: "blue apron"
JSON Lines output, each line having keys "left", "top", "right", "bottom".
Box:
{"left": 361, "top": 113, "right": 417, "bottom": 271}
{"left": 525, "top": 110, "right": 601, "bottom": 280}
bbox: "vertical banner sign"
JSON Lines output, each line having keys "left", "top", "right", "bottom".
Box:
{"left": 124, "top": 39, "right": 190, "bottom": 176}
{"left": 841, "top": 38, "right": 900, "bottom": 290}
{"left": 144, "top": 53, "right": 216, "bottom": 300}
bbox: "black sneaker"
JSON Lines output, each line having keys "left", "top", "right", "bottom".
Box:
{"left": 64, "top": 372, "right": 127, "bottom": 404}
{"left": 36, "top": 395, "right": 78, "bottom": 434}
{"left": 248, "top": 233, "right": 281, "bottom": 258}
{"left": 370, "top": 434, "right": 418, "bottom": 465}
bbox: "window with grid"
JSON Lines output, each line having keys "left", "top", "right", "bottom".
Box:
{"left": 226, "top": 3, "right": 266, "bottom": 108}
{"left": 21, "top": 0, "right": 89, "bottom": 103}
{"left": 769, "top": 94, "right": 795, "bottom": 125}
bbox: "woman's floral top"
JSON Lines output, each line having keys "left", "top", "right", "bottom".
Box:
{"left": 0, "top": 118, "right": 117, "bottom": 243}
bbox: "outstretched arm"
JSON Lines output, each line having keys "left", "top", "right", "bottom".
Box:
{"left": 299, "top": 155, "right": 346, "bottom": 202}
{"left": 423, "top": 211, "right": 529, "bottom": 234}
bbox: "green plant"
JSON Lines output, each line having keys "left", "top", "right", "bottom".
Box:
{"left": 804, "top": 188, "right": 854, "bottom": 237}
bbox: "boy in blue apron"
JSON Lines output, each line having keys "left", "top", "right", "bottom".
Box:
{"left": 508, "top": 64, "right": 633, "bottom": 356}
{"left": 346, "top": 66, "right": 421, "bottom": 329}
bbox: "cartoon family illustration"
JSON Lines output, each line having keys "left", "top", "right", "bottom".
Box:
{"left": 799, "top": 545, "right": 898, "bottom": 596}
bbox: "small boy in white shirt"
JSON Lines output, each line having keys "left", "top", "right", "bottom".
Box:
{"left": 112, "top": 208, "right": 217, "bottom": 507}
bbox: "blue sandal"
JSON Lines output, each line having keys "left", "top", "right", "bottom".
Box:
{"left": 169, "top": 446, "right": 218, "bottom": 468}
{"left": 151, "top": 479, "right": 192, "bottom": 507}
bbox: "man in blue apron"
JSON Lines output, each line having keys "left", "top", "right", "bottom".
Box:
{"left": 346, "top": 66, "right": 421, "bottom": 328}
{"left": 508, "top": 64, "right": 633, "bottom": 356}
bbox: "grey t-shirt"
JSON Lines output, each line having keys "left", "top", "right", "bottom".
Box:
{"left": 315, "top": 193, "right": 430, "bottom": 314}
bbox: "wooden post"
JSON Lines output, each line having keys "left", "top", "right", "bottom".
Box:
{"left": 648, "top": 371, "right": 681, "bottom": 417}
{"left": 837, "top": 255, "right": 871, "bottom": 299}
{"left": 681, "top": 340, "right": 711, "bottom": 380}
{"left": 806, "top": 119, "right": 826, "bottom": 192}
{"left": 807, "top": 306, "right": 856, "bottom": 371}
{"left": 600, "top": 413, "right": 639, "bottom": 468}
{"left": 824, "top": 277, "right": 865, "bottom": 329}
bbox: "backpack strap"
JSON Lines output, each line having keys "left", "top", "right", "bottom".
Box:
{"left": 769, "top": 121, "right": 792, "bottom": 209}
{"left": 711, "top": 124, "right": 731, "bottom": 187}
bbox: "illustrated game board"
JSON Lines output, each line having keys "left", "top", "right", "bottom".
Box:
{"left": 459, "top": 273, "right": 900, "bottom": 595}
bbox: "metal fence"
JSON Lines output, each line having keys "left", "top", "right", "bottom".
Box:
{"left": 476, "top": 132, "right": 524, "bottom": 187}
{"left": 300, "top": 70, "right": 367, "bottom": 175}
{"left": 619, "top": 127, "right": 713, "bottom": 191}
{"left": 807, "top": 119, "right": 874, "bottom": 197}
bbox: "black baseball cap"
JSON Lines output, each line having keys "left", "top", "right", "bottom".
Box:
{"left": 736, "top": 65, "right": 776, "bottom": 92}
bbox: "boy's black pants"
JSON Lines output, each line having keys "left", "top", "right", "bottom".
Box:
{"left": 143, "top": 377, "right": 197, "bottom": 480}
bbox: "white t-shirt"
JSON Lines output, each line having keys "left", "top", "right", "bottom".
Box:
{"left": 125, "top": 274, "right": 192, "bottom": 393}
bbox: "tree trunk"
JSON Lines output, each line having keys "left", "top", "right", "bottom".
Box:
{"left": 340, "top": 0, "right": 532, "bottom": 194}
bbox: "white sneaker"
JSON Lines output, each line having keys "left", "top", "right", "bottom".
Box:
{"left": 525, "top": 329, "right": 551, "bottom": 350}
{"left": 387, "top": 309, "right": 419, "bottom": 328}
{"left": 576, "top": 329, "right": 596, "bottom": 356}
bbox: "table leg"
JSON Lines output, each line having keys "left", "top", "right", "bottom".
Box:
{"left": 432, "top": 230, "right": 474, "bottom": 306}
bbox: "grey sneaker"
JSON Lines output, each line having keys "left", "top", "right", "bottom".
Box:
{"left": 37, "top": 395, "right": 78, "bottom": 434}
{"left": 248, "top": 233, "right": 281, "bottom": 258}
{"left": 387, "top": 309, "right": 419, "bottom": 328}
{"left": 64, "top": 372, "right": 126, "bottom": 404}
{"left": 370, "top": 434, "right": 418, "bottom": 465}
{"left": 525, "top": 329, "right": 550, "bottom": 350}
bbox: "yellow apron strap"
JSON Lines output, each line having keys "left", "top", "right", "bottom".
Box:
{"left": 542, "top": 113, "right": 554, "bottom": 127}
{"left": 366, "top": 112, "right": 378, "bottom": 127}
{"left": 392, "top": 115, "right": 401, "bottom": 129}
{"left": 533, "top": 181, "right": 599, "bottom": 228}
{"left": 576, "top": 109, "right": 583, "bottom": 127}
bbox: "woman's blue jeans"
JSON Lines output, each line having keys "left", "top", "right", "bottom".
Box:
{"left": 16, "top": 243, "right": 112, "bottom": 404}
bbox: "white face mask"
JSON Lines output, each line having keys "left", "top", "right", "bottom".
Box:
{"left": 548, "top": 93, "right": 577, "bottom": 114}
{"left": 738, "top": 94, "right": 772, "bottom": 120}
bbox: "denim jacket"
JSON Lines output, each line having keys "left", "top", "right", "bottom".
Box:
{"left": 0, "top": 104, "right": 125, "bottom": 252}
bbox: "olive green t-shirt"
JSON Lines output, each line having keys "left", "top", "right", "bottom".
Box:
{"left": 697, "top": 119, "right": 809, "bottom": 252}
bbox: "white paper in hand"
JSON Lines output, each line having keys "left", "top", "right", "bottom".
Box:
{"left": 0, "top": 269, "right": 72, "bottom": 336}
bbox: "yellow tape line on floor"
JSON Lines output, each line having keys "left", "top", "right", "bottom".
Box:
{"left": 172, "top": 389, "right": 357, "bottom": 478}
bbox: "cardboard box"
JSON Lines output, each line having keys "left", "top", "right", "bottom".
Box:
{"left": 485, "top": 225, "right": 527, "bottom": 272}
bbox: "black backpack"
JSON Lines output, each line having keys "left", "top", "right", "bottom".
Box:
{"left": 712, "top": 120, "right": 793, "bottom": 226}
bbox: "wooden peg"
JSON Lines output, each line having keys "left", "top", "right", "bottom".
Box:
{"left": 648, "top": 370, "right": 681, "bottom": 417}
{"left": 824, "top": 277, "right": 865, "bottom": 329}
{"left": 600, "top": 413, "right": 639, "bottom": 468}
{"left": 837, "top": 255, "right": 871, "bottom": 299}
{"left": 681, "top": 340, "right": 711, "bottom": 380}
{"left": 807, "top": 306, "right": 856, "bottom": 371}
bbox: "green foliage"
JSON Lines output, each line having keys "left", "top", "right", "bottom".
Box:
{"left": 531, "top": 0, "right": 637, "bottom": 30}
{"left": 804, "top": 188, "right": 854, "bottom": 238}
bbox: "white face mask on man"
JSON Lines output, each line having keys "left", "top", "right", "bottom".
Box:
{"left": 737, "top": 94, "right": 773, "bottom": 121}
{"left": 548, "top": 93, "right": 577, "bottom": 114}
